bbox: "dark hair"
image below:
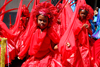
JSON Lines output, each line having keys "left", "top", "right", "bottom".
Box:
{"left": 79, "top": 9, "right": 88, "bottom": 15}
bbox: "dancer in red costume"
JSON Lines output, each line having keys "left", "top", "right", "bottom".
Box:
{"left": 58, "top": 0, "right": 94, "bottom": 66}
{"left": 0, "top": 0, "right": 33, "bottom": 65}
{"left": 14, "top": 0, "right": 33, "bottom": 53}
{"left": 73, "top": 4, "right": 94, "bottom": 67}
{"left": 72, "top": 2, "right": 94, "bottom": 67}
{"left": 17, "top": 2, "right": 61, "bottom": 67}
{"left": 17, "top": 0, "right": 39, "bottom": 60}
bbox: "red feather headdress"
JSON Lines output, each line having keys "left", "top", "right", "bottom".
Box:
{"left": 78, "top": 4, "right": 94, "bottom": 20}
{"left": 32, "top": 2, "right": 58, "bottom": 24}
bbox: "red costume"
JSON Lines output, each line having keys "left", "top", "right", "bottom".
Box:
{"left": 73, "top": 2, "right": 94, "bottom": 66}
{"left": 0, "top": 0, "right": 33, "bottom": 65}
{"left": 15, "top": 2, "right": 61, "bottom": 67}
{"left": 0, "top": 0, "right": 17, "bottom": 64}
{"left": 59, "top": 0, "right": 94, "bottom": 66}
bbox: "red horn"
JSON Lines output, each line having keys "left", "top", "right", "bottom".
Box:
{"left": 46, "top": 0, "right": 51, "bottom": 3}
{"left": 58, "top": 0, "right": 68, "bottom": 16}
{"left": 27, "top": 0, "right": 33, "bottom": 8}
{"left": 9, "top": 15, "right": 11, "bottom": 25}
{"left": 0, "top": 8, "right": 18, "bottom": 16}
{"left": 70, "top": 1, "right": 77, "bottom": 6}
{"left": 9, "top": 14, "right": 12, "bottom": 28}
{"left": 0, "top": 0, "right": 12, "bottom": 12}
{"left": 55, "top": 0, "right": 62, "bottom": 7}
{"left": 69, "top": 0, "right": 75, "bottom": 5}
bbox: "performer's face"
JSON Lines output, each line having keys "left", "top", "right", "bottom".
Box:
{"left": 79, "top": 10, "right": 87, "bottom": 21}
{"left": 37, "top": 14, "right": 49, "bottom": 30}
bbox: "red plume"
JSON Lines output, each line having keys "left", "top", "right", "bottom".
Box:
{"left": 11, "top": 0, "right": 23, "bottom": 33}
{"left": 55, "top": 0, "right": 62, "bottom": 7}
{"left": 9, "top": 15, "right": 12, "bottom": 28}
{"left": 70, "top": 1, "right": 77, "bottom": 6}
{"left": 69, "top": 0, "right": 75, "bottom": 4}
{"left": 63, "top": 0, "right": 66, "bottom": 3}
{"left": 32, "top": 0, "right": 38, "bottom": 9}
{"left": 37, "top": 0, "right": 40, "bottom": 4}
{"left": 27, "top": 0, "right": 33, "bottom": 8}
{"left": 0, "top": 0, "right": 7, "bottom": 21}
{"left": 58, "top": 0, "right": 68, "bottom": 16}
{"left": 58, "top": 0, "right": 81, "bottom": 65}
{"left": 9, "top": 15, "right": 11, "bottom": 25}
{"left": 0, "top": 0, "right": 12, "bottom": 12}
{"left": 46, "top": 0, "right": 51, "bottom": 3}
{"left": 0, "top": 8, "right": 18, "bottom": 16}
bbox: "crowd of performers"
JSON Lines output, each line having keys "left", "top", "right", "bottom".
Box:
{"left": 0, "top": 0, "right": 100, "bottom": 67}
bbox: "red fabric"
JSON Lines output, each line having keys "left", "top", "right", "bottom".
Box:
{"left": 51, "top": 59, "right": 63, "bottom": 67}
{"left": 18, "top": 2, "right": 58, "bottom": 59}
{"left": 18, "top": 2, "right": 61, "bottom": 66}
{"left": 16, "top": 0, "right": 38, "bottom": 57}
{"left": 60, "top": 9, "right": 66, "bottom": 33}
{"left": 54, "top": 1, "right": 74, "bottom": 38}
{"left": 72, "top": 1, "right": 94, "bottom": 66}
{"left": 58, "top": 0, "right": 94, "bottom": 66}
{"left": 0, "top": 0, "right": 23, "bottom": 39}
{"left": 28, "top": 29, "right": 48, "bottom": 56}
{"left": 74, "top": 20, "right": 91, "bottom": 46}
{"left": 20, "top": 27, "right": 60, "bottom": 67}
{"left": 58, "top": 0, "right": 81, "bottom": 66}
{"left": 10, "top": 0, "right": 23, "bottom": 34}
{"left": 72, "top": 18, "right": 92, "bottom": 67}
{"left": 0, "top": 0, "right": 24, "bottom": 65}
{"left": 0, "top": 0, "right": 23, "bottom": 38}
{"left": 37, "top": 0, "right": 40, "bottom": 4}
{"left": 0, "top": 0, "right": 30, "bottom": 57}
{"left": 0, "top": 21, "right": 15, "bottom": 39}
{"left": 93, "top": 39, "right": 100, "bottom": 66}
{"left": 73, "top": 13, "right": 93, "bottom": 67}
{"left": 21, "top": 54, "right": 53, "bottom": 67}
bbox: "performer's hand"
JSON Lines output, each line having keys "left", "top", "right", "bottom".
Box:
{"left": 66, "top": 42, "right": 71, "bottom": 48}
{"left": 57, "top": 19, "right": 61, "bottom": 24}
{"left": 18, "top": 57, "right": 21, "bottom": 60}
{"left": 82, "top": 24, "right": 89, "bottom": 29}
{"left": 20, "top": 17, "right": 22, "bottom": 20}
{"left": 54, "top": 45, "right": 58, "bottom": 49}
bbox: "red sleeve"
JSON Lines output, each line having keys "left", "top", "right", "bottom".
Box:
{"left": 74, "top": 27, "right": 82, "bottom": 36}
{"left": 73, "top": 19, "right": 83, "bottom": 36}
{"left": 86, "top": 21, "right": 92, "bottom": 35}
{"left": 18, "top": 35, "right": 31, "bottom": 60}
{"left": 48, "top": 27, "right": 60, "bottom": 44}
